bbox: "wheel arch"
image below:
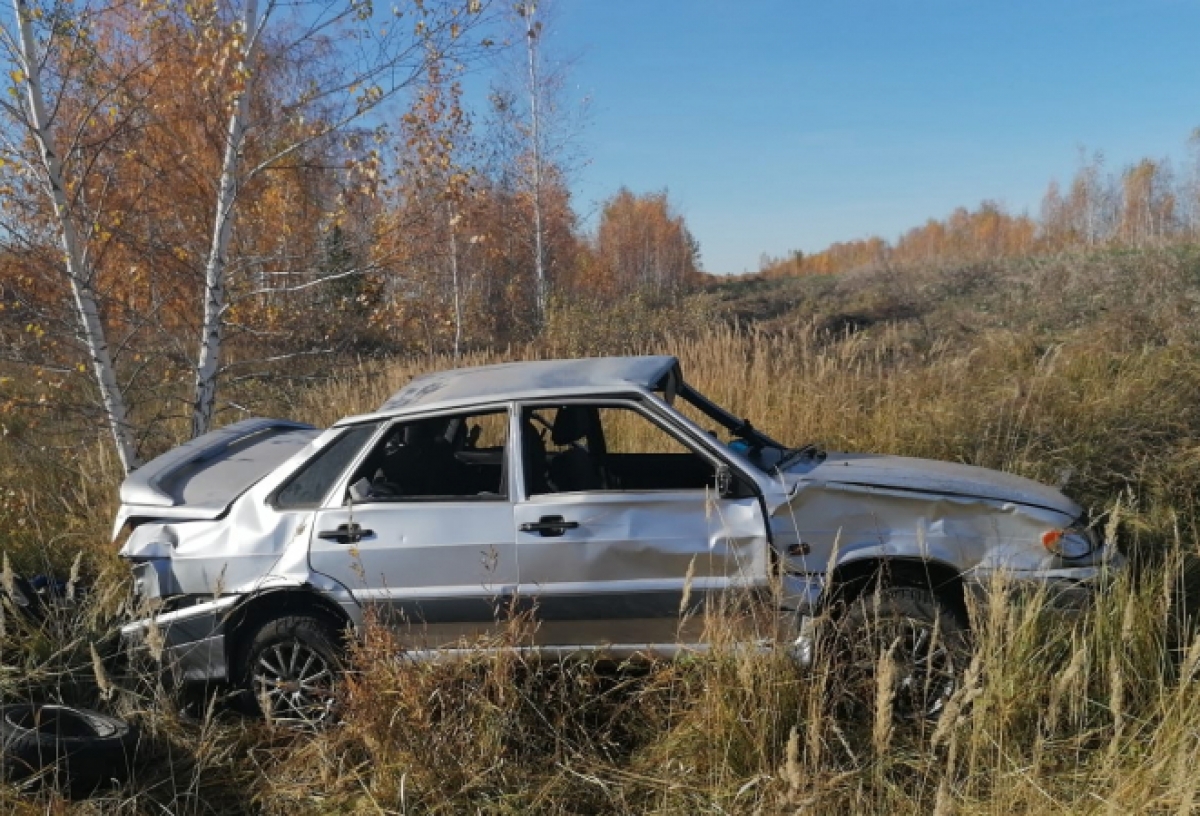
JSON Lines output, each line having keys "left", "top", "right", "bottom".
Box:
{"left": 825, "top": 556, "right": 969, "bottom": 625}
{"left": 223, "top": 587, "right": 354, "bottom": 680}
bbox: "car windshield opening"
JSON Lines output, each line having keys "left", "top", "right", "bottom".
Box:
{"left": 655, "top": 376, "right": 820, "bottom": 472}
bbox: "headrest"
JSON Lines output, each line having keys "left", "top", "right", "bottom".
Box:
{"left": 551, "top": 406, "right": 591, "bottom": 445}
{"left": 442, "top": 416, "right": 465, "bottom": 447}
{"left": 403, "top": 419, "right": 442, "bottom": 446}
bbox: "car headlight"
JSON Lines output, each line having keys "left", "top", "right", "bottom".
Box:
{"left": 1041, "top": 522, "right": 1096, "bottom": 560}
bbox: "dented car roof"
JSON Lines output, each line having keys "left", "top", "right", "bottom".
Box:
{"left": 339, "top": 355, "right": 680, "bottom": 424}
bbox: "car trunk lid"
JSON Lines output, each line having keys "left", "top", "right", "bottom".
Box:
{"left": 114, "top": 418, "right": 319, "bottom": 535}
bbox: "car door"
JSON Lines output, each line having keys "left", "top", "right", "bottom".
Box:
{"left": 309, "top": 407, "right": 518, "bottom": 648}
{"left": 513, "top": 399, "right": 770, "bottom": 651}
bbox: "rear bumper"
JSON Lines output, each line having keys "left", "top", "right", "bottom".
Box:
{"left": 121, "top": 595, "right": 238, "bottom": 685}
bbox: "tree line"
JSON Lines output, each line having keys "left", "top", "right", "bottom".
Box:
{"left": 759, "top": 140, "right": 1200, "bottom": 278}
{"left": 0, "top": 0, "right": 702, "bottom": 470}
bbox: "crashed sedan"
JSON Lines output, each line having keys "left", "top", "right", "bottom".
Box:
{"left": 115, "top": 356, "right": 1123, "bottom": 722}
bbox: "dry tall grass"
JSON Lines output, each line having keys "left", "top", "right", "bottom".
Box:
{"left": 2, "top": 248, "right": 1200, "bottom": 812}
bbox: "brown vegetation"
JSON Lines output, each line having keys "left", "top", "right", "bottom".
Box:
{"left": 2, "top": 243, "right": 1200, "bottom": 812}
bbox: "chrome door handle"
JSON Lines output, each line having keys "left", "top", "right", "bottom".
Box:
{"left": 318, "top": 523, "right": 372, "bottom": 544}
{"left": 518, "top": 515, "right": 579, "bottom": 537}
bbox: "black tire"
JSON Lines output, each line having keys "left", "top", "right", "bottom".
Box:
{"left": 825, "top": 586, "right": 969, "bottom": 722}
{"left": 238, "top": 614, "right": 344, "bottom": 727}
{"left": 0, "top": 704, "right": 136, "bottom": 794}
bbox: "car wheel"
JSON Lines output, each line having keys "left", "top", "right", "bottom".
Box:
{"left": 826, "top": 585, "right": 969, "bottom": 722}
{"left": 0, "top": 704, "right": 136, "bottom": 794}
{"left": 239, "top": 614, "right": 344, "bottom": 727}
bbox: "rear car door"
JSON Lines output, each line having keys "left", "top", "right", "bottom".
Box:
{"left": 308, "top": 407, "right": 518, "bottom": 648}
{"left": 513, "top": 399, "right": 770, "bottom": 651}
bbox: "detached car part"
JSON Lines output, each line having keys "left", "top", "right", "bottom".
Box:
{"left": 0, "top": 704, "right": 136, "bottom": 796}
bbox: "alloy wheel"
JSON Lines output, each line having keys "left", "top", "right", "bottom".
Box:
{"left": 252, "top": 640, "right": 337, "bottom": 726}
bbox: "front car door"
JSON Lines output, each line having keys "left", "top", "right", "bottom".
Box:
{"left": 309, "top": 406, "right": 518, "bottom": 649}
{"left": 513, "top": 398, "right": 770, "bottom": 653}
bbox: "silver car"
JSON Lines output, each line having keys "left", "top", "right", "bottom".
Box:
{"left": 115, "top": 356, "right": 1122, "bottom": 722}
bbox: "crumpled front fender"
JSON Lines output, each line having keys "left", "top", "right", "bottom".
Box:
{"left": 768, "top": 480, "right": 1113, "bottom": 598}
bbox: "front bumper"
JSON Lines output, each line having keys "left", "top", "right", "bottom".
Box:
{"left": 966, "top": 548, "right": 1128, "bottom": 611}
{"left": 121, "top": 595, "right": 239, "bottom": 685}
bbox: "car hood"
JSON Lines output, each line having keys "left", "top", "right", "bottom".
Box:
{"left": 783, "top": 452, "right": 1080, "bottom": 517}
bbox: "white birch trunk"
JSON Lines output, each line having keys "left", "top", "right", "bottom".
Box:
{"left": 192, "top": 0, "right": 260, "bottom": 438}
{"left": 13, "top": 0, "right": 139, "bottom": 472}
{"left": 524, "top": 3, "right": 547, "bottom": 323}
{"left": 448, "top": 202, "right": 462, "bottom": 360}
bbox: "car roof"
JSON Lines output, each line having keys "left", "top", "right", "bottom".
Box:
{"left": 335, "top": 355, "right": 681, "bottom": 425}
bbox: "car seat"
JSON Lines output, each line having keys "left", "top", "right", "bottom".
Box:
{"left": 547, "top": 406, "right": 603, "bottom": 492}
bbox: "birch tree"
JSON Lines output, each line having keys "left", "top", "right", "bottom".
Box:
{"left": 519, "top": 1, "right": 547, "bottom": 323}
{"left": 1119, "top": 159, "right": 1176, "bottom": 247}
{"left": 186, "top": 0, "right": 488, "bottom": 437}
{"left": 384, "top": 48, "right": 475, "bottom": 358}
{"left": 0, "top": 0, "right": 488, "bottom": 466}
{"left": 492, "top": 0, "right": 582, "bottom": 329}
{"left": 0, "top": 0, "right": 143, "bottom": 471}
{"left": 594, "top": 188, "right": 701, "bottom": 297}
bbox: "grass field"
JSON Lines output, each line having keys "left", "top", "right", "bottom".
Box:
{"left": 3, "top": 247, "right": 1200, "bottom": 813}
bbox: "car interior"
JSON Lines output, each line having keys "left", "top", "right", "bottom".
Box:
{"left": 349, "top": 410, "right": 508, "bottom": 500}
{"left": 522, "top": 404, "right": 717, "bottom": 495}
{"left": 335, "top": 402, "right": 729, "bottom": 501}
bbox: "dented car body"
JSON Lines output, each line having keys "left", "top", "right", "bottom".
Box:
{"left": 116, "top": 356, "right": 1123, "bottom": 719}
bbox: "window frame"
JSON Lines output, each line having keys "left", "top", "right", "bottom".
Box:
{"left": 325, "top": 403, "right": 516, "bottom": 507}
{"left": 268, "top": 422, "right": 383, "bottom": 511}
{"left": 516, "top": 395, "right": 757, "bottom": 499}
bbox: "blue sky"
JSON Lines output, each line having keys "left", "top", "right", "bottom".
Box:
{"left": 544, "top": 0, "right": 1200, "bottom": 274}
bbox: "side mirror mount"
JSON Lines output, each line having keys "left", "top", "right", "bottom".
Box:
{"left": 715, "top": 464, "right": 734, "bottom": 498}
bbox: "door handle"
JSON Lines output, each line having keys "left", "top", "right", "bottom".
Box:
{"left": 318, "top": 522, "right": 373, "bottom": 544}
{"left": 518, "top": 515, "right": 579, "bottom": 537}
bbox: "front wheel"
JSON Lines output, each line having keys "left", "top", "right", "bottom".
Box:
{"left": 825, "top": 586, "right": 969, "bottom": 722}
{"left": 238, "top": 614, "right": 344, "bottom": 727}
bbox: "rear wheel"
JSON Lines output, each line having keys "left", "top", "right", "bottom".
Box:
{"left": 826, "top": 585, "right": 968, "bottom": 722}
{"left": 238, "top": 614, "right": 344, "bottom": 727}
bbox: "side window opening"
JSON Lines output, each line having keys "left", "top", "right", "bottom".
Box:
{"left": 346, "top": 409, "right": 509, "bottom": 502}
{"left": 522, "top": 404, "right": 717, "bottom": 496}
{"left": 272, "top": 423, "right": 380, "bottom": 509}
